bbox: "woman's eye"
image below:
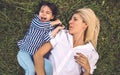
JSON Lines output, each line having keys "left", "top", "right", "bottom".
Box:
{"left": 74, "top": 18, "right": 77, "bottom": 21}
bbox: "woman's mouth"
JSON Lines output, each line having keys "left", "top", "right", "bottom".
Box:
{"left": 69, "top": 26, "right": 72, "bottom": 30}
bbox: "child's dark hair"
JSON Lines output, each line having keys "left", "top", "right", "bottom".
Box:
{"left": 35, "top": 1, "right": 58, "bottom": 21}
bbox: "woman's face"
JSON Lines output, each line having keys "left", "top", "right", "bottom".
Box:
{"left": 68, "top": 13, "right": 87, "bottom": 35}
{"left": 39, "top": 5, "right": 54, "bottom": 22}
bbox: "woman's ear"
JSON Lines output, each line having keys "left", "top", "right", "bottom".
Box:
{"left": 85, "top": 24, "right": 88, "bottom": 29}
{"left": 83, "top": 23, "right": 88, "bottom": 30}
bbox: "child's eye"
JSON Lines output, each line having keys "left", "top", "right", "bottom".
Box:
{"left": 46, "top": 12, "right": 50, "bottom": 14}
{"left": 46, "top": 11, "right": 52, "bottom": 14}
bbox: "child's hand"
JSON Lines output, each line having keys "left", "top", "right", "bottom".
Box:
{"left": 50, "top": 19, "right": 62, "bottom": 26}
{"left": 56, "top": 24, "right": 65, "bottom": 31}
{"left": 55, "top": 19, "right": 62, "bottom": 25}
{"left": 51, "top": 25, "right": 65, "bottom": 37}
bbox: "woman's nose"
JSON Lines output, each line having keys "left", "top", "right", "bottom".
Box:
{"left": 69, "top": 20, "right": 72, "bottom": 24}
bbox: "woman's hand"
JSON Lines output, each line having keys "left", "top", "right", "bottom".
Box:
{"left": 74, "top": 53, "right": 91, "bottom": 75}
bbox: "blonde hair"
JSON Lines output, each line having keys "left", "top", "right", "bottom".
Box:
{"left": 74, "top": 8, "right": 100, "bottom": 49}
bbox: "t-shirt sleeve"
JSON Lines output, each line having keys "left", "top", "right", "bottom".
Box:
{"left": 88, "top": 50, "right": 99, "bottom": 74}
{"left": 50, "top": 30, "right": 63, "bottom": 47}
{"left": 87, "top": 43, "right": 99, "bottom": 74}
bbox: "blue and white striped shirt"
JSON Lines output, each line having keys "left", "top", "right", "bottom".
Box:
{"left": 17, "top": 14, "right": 54, "bottom": 55}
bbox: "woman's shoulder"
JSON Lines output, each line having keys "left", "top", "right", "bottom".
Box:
{"left": 78, "top": 42, "right": 99, "bottom": 55}
{"left": 53, "top": 29, "right": 71, "bottom": 40}
{"left": 84, "top": 42, "right": 98, "bottom": 54}
{"left": 56, "top": 29, "right": 69, "bottom": 36}
{"left": 58, "top": 29, "right": 69, "bottom": 33}
{"left": 86, "top": 42, "right": 96, "bottom": 51}
{"left": 87, "top": 42, "right": 99, "bottom": 57}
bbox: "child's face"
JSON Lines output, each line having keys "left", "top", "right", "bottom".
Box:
{"left": 39, "top": 5, "right": 54, "bottom": 22}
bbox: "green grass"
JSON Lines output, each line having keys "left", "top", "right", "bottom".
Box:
{"left": 0, "top": 0, "right": 120, "bottom": 75}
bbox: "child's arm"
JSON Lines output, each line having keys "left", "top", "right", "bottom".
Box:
{"left": 51, "top": 25, "right": 65, "bottom": 37}
{"left": 34, "top": 42, "right": 53, "bottom": 75}
{"left": 50, "top": 19, "right": 62, "bottom": 26}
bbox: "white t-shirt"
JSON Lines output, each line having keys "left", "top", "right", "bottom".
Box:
{"left": 49, "top": 30, "right": 99, "bottom": 75}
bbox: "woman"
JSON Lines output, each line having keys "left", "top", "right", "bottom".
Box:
{"left": 34, "top": 7, "right": 100, "bottom": 75}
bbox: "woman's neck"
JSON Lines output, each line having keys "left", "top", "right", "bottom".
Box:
{"left": 73, "top": 32, "right": 85, "bottom": 47}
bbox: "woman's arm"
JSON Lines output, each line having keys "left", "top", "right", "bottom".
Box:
{"left": 33, "top": 42, "right": 52, "bottom": 75}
